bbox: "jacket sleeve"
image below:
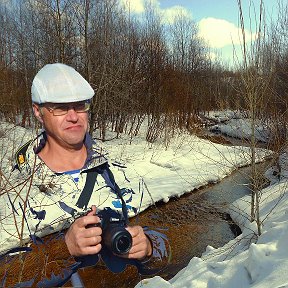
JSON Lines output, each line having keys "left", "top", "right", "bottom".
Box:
{"left": 137, "top": 226, "right": 171, "bottom": 275}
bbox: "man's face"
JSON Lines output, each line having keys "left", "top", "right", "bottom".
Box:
{"left": 33, "top": 101, "right": 89, "bottom": 149}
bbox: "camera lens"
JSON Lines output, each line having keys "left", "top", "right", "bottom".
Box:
{"left": 115, "top": 234, "right": 132, "bottom": 254}
{"left": 106, "top": 228, "right": 132, "bottom": 255}
{"left": 98, "top": 207, "right": 133, "bottom": 255}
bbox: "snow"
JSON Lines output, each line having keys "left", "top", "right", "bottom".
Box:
{"left": 133, "top": 113, "right": 288, "bottom": 288}
{"left": 140, "top": 180, "right": 288, "bottom": 288}
{"left": 206, "top": 110, "right": 270, "bottom": 143}
{"left": 1, "top": 110, "right": 288, "bottom": 288}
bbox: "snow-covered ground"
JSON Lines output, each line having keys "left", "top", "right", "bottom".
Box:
{"left": 1, "top": 111, "right": 287, "bottom": 288}
{"left": 134, "top": 112, "right": 288, "bottom": 288}
{"left": 205, "top": 110, "right": 270, "bottom": 143}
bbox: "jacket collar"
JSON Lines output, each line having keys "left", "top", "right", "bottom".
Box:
{"left": 16, "top": 131, "right": 108, "bottom": 173}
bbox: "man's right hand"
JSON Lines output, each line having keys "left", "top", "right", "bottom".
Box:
{"left": 65, "top": 205, "right": 102, "bottom": 256}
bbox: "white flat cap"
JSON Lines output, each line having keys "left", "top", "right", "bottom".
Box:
{"left": 31, "top": 63, "right": 94, "bottom": 104}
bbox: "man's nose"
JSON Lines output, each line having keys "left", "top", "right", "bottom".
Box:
{"left": 66, "top": 107, "right": 79, "bottom": 121}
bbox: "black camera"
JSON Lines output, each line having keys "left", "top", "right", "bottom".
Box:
{"left": 97, "top": 207, "right": 132, "bottom": 255}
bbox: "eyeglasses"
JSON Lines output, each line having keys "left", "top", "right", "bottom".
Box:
{"left": 41, "top": 101, "right": 91, "bottom": 116}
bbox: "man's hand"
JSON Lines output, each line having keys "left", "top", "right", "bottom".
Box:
{"left": 121, "top": 226, "right": 152, "bottom": 260}
{"left": 65, "top": 205, "right": 102, "bottom": 256}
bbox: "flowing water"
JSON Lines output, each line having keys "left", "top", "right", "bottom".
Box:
{"left": 75, "top": 162, "right": 269, "bottom": 288}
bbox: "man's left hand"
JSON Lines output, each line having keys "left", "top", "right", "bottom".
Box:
{"left": 120, "top": 226, "right": 152, "bottom": 260}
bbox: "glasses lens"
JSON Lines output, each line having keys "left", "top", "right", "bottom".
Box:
{"left": 46, "top": 101, "right": 90, "bottom": 116}
{"left": 74, "top": 102, "right": 90, "bottom": 113}
{"left": 52, "top": 105, "right": 68, "bottom": 116}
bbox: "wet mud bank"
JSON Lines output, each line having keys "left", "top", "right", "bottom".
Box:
{"left": 76, "top": 162, "right": 269, "bottom": 288}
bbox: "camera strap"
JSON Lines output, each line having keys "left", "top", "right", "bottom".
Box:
{"left": 75, "top": 163, "right": 128, "bottom": 223}
{"left": 75, "top": 169, "right": 98, "bottom": 210}
{"left": 105, "top": 166, "right": 129, "bottom": 224}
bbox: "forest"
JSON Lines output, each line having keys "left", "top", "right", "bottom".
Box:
{"left": 0, "top": 0, "right": 287, "bottom": 144}
{"left": 0, "top": 1, "right": 288, "bottom": 286}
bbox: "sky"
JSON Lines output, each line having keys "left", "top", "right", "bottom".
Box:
{"left": 120, "top": 0, "right": 280, "bottom": 66}
{"left": 1, "top": 111, "right": 288, "bottom": 287}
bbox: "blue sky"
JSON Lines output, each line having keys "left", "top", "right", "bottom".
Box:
{"left": 159, "top": 0, "right": 278, "bottom": 27}
{"left": 120, "top": 0, "right": 280, "bottom": 66}
{"left": 159, "top": 0, "right": 239, "bottom": 23}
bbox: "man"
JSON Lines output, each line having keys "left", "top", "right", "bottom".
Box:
{"left": 0, "top": 63, "right": 169, "bottom": 287}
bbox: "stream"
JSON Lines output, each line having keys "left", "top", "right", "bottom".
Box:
{"left": 75, "top": 161, "right": 270, "bottom": 288}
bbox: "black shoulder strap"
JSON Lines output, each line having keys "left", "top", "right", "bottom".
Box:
{"left": 75, "top": 163, "right": 128, "bottom": 223}
{"left": 75, "top": 170, "right": 98, "bottom": 210}
{"left": 75, "top": 163, "right": 110, "bottom": 210}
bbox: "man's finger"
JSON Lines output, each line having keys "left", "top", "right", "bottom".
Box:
{"left": 86, "top": 205, "right": 97, "bottom": 216}
{"left": 125, "top": 226, "right": 142, "bottom": 237}
{"left": 83, "top": 226, "right": 102, "bottom": 238}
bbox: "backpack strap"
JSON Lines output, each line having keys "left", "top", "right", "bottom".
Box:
{"left": 13, "top": 139, "right": 33, "bottom": 170}
{"left": 14, "top": 132, "right": 45, "bottom": 171}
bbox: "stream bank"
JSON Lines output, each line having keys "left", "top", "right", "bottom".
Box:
{"left": 76, "top": 162, "right": 269, "bottom": 288}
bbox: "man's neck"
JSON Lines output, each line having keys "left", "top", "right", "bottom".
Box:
{"left": 38, "top": 138, "right": 87, "bottom": 172}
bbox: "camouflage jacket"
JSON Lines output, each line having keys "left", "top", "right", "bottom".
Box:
{"left": 0, "top": 132, "right": 170, "bottom": 287}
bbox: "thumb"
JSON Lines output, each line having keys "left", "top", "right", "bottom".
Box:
{"left": 86, "top": 205, "right": 97, "bottom": 216}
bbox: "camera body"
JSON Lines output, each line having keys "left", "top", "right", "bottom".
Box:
{"left": 97, "top": 207, "right": 132, "bottom": 255}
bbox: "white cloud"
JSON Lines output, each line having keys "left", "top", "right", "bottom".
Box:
{"left": 120, "top": 0, "right": 192, "bottom": 25}
{"left": 198, "top": 17, "right": 257, "bottom": 48}
{"left": 119, "top": 0, "right": 145, "bottom": 14}
{"left": 161, "top": 6, "right": 192, "bottom": 24}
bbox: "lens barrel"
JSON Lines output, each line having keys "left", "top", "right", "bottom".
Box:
{"left": 103, "top": 226, "right": 132, "bottom": 255}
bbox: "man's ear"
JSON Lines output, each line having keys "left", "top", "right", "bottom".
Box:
{"left": 32, "top": 103, "right": 44, "bottom": 123}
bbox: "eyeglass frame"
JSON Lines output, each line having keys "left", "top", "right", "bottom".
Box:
{"left": 38, "top": 100, "right": 91, "bottom": 116}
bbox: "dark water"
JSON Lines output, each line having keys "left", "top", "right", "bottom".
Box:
{"left": 205, "top": 129, "right": 269, "bottom": 149}
{"left": 75, "top": 163, "right": 269, "bottom": 288}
